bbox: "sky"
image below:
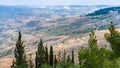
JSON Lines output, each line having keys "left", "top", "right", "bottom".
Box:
{"left": 0, "top": 0, "right": 120, "bottom": 6}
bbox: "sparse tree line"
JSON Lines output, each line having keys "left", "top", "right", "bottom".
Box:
{"left": 10, "top": 22, "right": 120, "bottom": 68}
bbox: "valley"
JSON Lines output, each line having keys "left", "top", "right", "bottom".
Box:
{"left": 0, "top": 5, "right": 120, "bottom": 68}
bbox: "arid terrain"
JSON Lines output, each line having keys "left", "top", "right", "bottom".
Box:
{"left": 1, "top": 29, "right": 120, "bottom": 68}
{"left": 0, "top": 5, "right": 120, "bottom": 68}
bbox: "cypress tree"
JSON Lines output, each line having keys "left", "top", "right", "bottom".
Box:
{"left": 49, "top": 45, "right": 53, "bottom": 66}
{"left": 71, "top": 49, "right": 74, "bottom": 63}
{"left": 11, "top": 31, "right": 28, "bottom": 68}
{"left": 63, "top": 49, "right": 66, "bottom": 63}
{"left": 35, "top": 39, "right": 45, "bottom": 68}
{"left": 45, "top": 45, "right": 48, "bottom": 64}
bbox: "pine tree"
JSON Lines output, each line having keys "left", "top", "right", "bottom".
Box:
{"left": 108, "top": 22, "right": 116, "bottom": 36}
{"left": 71, "top": 49, "right": 74, "bottom": 63}
{"left": 35, "top": 39, "right": 45, "bottom": 68}
{"left": 49, "top": 45, "right": 53, "bottom": 66}
{"left": 11, "top": 31, "right": 28, "bottom": 68}
{"left": 88, "top": 31, "right": 98, "bottom": 52}
{"left": 78, "top": 47, "right": 89, "bottom": 65}
{"left": 78, "top": 30, "right": 111, "bottom": 68}
{"left": 78, "top": 31, "right": 98, "bottom": 68}
{"left": 85, "top": 31, "right": 99, "bottom": 68}
{"left": 105, "top": 22, "right": 120, "bottom": 58}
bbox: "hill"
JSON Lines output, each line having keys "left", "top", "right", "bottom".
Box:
{"left": 0, "top": 5, "right": 120, "bottom": 58}
{"left": 87, "top": 6, "right": 120, "bottom": 16}
{"left": 0, "top": 5, "right": 120, "bottom": 67}
{"left": 1, "top": 29, "right": 120, "bottom": 68}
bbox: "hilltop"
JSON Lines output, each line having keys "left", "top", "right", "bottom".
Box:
{"left": 87, "top": 6, "right": 120, "bottom": 16}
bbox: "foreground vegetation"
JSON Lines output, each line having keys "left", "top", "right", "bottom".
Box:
{"left": 11, "top": 22, "right": 120, "bottom": 68}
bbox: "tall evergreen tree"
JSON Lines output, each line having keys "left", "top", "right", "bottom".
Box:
{"left": 71, "top": 49, "right": 74, "bottom": 63}
{"left": 78, "top": 31, "right": 110, "bottom": 68}
{"left": 62, "top": 50, "right": 67, "bottom": 68}
{"left": 35, "top": 39, "right": 45, "bottom": 68}
{"left": 63, "top": 50, "right": 66, "bottom": 63}
{"left": 105, "top": 22, "right": 120, "bottom": 58}
{"left": 88, "top": 31, "right": 98, "bottom": 52}
{"left": 11, "top": 31, "right": 28, "bottom": 68}
{"left": 45, "top": 45, "right": 48, "bottom": 64}
{"left": 85, "top": 31, "right": 99, "bottom": 68}
{"left": 49, "top": 45, "right": 54, "bottom": 66}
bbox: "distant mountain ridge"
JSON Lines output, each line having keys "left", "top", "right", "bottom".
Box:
{"left": 0, "top": 5, "right": 111, "bottom": 20}
{"left": 87, "top": 6, "right": 120, "bottom": 16}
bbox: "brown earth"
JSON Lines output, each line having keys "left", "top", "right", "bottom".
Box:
{"left": 1, "top": 29, "right": 120, "bottom": 68}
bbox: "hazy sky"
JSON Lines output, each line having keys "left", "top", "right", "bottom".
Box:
{"left": 0, "top": 0, "right": 120, "bottom": 6}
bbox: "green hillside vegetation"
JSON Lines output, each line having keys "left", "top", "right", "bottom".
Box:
{"left": 10, "top": 22, "right": 120, "bottom": 68}
{"left": 87, "top": 6, "right": 120, "bottom": 16}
